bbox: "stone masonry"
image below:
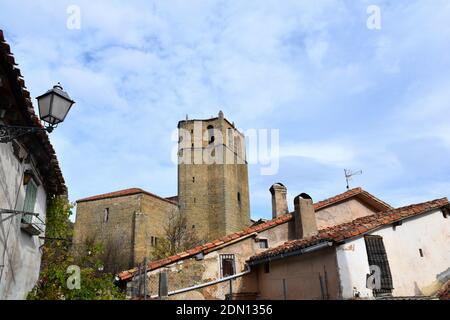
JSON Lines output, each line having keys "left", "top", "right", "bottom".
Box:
{"left": 73, "top": 189, "right": 178, "bottom": 269}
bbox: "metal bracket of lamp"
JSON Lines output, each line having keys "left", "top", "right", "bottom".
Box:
{"left": 0, "top": 83, "right": 75, "bottom": 143}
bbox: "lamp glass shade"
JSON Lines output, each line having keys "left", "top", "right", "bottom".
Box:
{"left": 37, "top": 84, "right": 74, "bottom": 126}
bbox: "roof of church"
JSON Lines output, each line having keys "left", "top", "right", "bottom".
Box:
{"left": 248, "top": 197, "right": 449, "bottom": 265}
{"left": 116, "top": 187, "right": 394, "bottom": 281}
{"left": 76, "top": 188, "right": 178, "bottom": 205}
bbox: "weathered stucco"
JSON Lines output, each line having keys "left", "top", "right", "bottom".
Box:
{"left": 255, "top": 247, "right": 340, "bottom": 300}
{"left": 316, "top": 198, "right": 378, "bottom": 229}
{"left": 0, "top": 142, "right": 47, "bottom": 299}
{"left": 336, "top": 209, "right": 450, "bottom": 298}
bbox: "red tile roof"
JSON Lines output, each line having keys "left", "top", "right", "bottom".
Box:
{"left": 313, "top": 187, "right": 393, "bottom": 212}
{"left": 116, "top": 187, "right": 391, "bottom": 281}
{"left": 248, "top": 197, "right": 449, "bottom": 264}
{"left": 117, "top": 213, "right": 292, "bottom": 281}
{"left": 0, "top": 30, "right": 66, "bottom": 195}
{"left": 76, "top": 188, "right": 178, "bottom": 205}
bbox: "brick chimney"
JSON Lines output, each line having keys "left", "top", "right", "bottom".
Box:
{"left": 270, "top": 183, "right": 288, "bottom": 219}
{"left": 293, "top": 193, "right": 318, "bottom": 239}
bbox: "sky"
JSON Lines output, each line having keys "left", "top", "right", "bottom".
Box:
{"left": 1, "top": 0, "right": 449, "bottom": 220}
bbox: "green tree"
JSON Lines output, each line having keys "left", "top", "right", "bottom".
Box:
{"left": 27, "top": 196, "right": 124, "bottom": 300}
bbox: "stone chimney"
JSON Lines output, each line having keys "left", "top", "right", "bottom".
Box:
{"left": 270, "top": 183, "right": 288, "bottom": 219}
{"left": 293, "top": 193, "right": 318, "bottom": 239}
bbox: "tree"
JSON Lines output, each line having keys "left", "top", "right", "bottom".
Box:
{"left": 152, "top": 210, "right": 203, "bottom": 260}
{"left": 27, "top": 196, "right": 124, "bottom": 300}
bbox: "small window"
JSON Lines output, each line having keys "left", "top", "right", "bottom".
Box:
{"left": 227, "top": 128, "right": 234, "bottom": 148}
{"left": 207, "top": 125, "right": 215, "bottom": 144}
{"left": 220, "top": 254, "right": 236, "bottom": 278}
{"left": 103, "top": 208, "right": 109, "bottom": 223}
{"left": 192, "top": 177, "right": 195, "bottom": 183}
{"left": 22, "top": 179, "right": 38, "bottom": 224}
{"left": 151, "top": 236, "right": 157, "bottom": 247}
{"left": 259, "top": 239, "right": 268, "bottom": 249}
{"left": 237, "top": 192, "right": 241, "bottom": 203}
{"left": 419, "top": 249, "right": 424, "bottom": 257}
{"left": 264, "top": 262, "right": 270, "bottom": 273}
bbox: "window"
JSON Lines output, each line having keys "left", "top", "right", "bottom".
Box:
{"left": 237, "top": 192, "right": 241, "bottom": 205}
{"left": 151, "top": 236, "right": 159, "bottom": 247}
{"left": 22, "top": 179, "right": 37, "bottom": 224}
{"left": 364, "top": 235, "right": 394, "bottom": 296}
{"left": 264, "top": 262, "right": 270, "bottom": 273}
{"left": 220, "top": 254, "right": 236, "bottom": 278}
{"left": 103, "top": 208, "right": 109, "bottom": 223}
{"left": 192, "top": 177, "right": 195, "bottom": 183}
{"left": 207, "top": 125, "right": 215, "bottom": 144}
{"left": 419, "top": 249, "right": 424, "bottom": 257}
{"left": 227, "top": 128, "right": 234, "bottom": 148}
{"left": 259, "top": 239, "right": 268, "bottom": 249}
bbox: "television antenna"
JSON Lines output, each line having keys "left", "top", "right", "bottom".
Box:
{"left": 344, "top": 169, "right": 362, "bottom": 190}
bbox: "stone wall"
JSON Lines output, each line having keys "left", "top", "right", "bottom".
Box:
{"left": 178, "top": 115, "right": 250, "bottom": 242}
{"left": 73, "top": 193, "right": 178, "bottom": 269}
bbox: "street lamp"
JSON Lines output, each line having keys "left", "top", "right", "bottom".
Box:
{"left": 0, "top": 83, "right": 75, "bottom": 143}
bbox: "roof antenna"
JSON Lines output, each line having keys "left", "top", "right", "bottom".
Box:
{"left": 344, "top": 169, "right": 362, "bottom": 190}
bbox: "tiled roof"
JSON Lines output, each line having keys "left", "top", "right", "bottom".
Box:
{"left": 117, "top": 213, "right": 292, "bottom": 281}
{"left": 0, "top": 30, "right": 66, "bottom": 195}
{"left": 77, "top": 188, "right": 178, "bottom": 205}
{"left": 313, "top": 187, "right": 393, "bottom": 212}
{"left": 248, "top": 197, "right": 449, "bottom": 264}
{"left": 117, "top": 187, "right": 389, "bottom": 281}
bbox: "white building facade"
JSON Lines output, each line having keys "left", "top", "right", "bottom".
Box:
{"left": 336, "top": 208, "right": 450, "bottom": 299}
{"left": 0, "top": 30, "right": 66, "bottom": 299}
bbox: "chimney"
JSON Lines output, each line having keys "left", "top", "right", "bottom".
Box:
{"left": 293, "top": 193, "right": 318, "bottom": 239}
{"left": 270, "top": 183, "right": 288, "bottom": 219}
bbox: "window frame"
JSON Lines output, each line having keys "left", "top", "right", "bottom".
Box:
{"left": 22, "top": 178, "right": 38, "bottom": 224}
{"left": 220, "top": 254, "right": 236, "bottom": 278}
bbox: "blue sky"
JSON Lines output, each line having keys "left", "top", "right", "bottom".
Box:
{"left": 1, "top": 0, "right": 449, "bottom": 220}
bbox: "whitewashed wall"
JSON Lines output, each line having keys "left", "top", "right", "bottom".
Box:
{"left": 336, "top": 209, "right": 450, "bottom": 299}
{"left": 0, "top": 141, "right": 47, "bottom": 300}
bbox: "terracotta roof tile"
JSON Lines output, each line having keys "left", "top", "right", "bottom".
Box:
{"left": 76, "top": 187, "right": 178, "bottom": 205}
{"left": 117, "top": 188, "right": 407, "bottom": 282}
{"left": 248, "top": 197, "right": 449, "bottom": 263}
{"left": 0, "top": 30, "right": 66, "bottom": 195}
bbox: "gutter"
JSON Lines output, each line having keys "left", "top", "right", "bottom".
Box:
{"left": 248, "top": 241, "right": 334, "bottom": 266}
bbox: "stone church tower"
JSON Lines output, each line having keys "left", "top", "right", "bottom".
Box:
{"left": 177, "top": 111, "right": 250, "bottom": 241}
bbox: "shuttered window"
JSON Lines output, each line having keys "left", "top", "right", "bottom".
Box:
{"left": 364, "top": 235, "right": 393, "bottom": 296}
{"left": 220, "top": 254, "right": 236, "bottom": 278}
{"left": 22, "top": 180, "right": 37, "bottom": 224}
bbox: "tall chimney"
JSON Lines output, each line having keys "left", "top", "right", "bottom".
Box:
{"left": 293, "top": 193, "right": 318, "bottom": 239}
{"left": 270, "top": 183, "right": 288, "bottom": 219}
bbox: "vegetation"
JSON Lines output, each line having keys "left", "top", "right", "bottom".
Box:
{"left": 152, "top": 209, "right": 202, "bottom": 260}
{"left": 27, "top": 196, "right": 124, "bottom": 300}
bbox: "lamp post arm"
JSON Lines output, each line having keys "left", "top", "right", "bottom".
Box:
{"left": 0, "top": 124, "right": 53, "bottom": 144}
